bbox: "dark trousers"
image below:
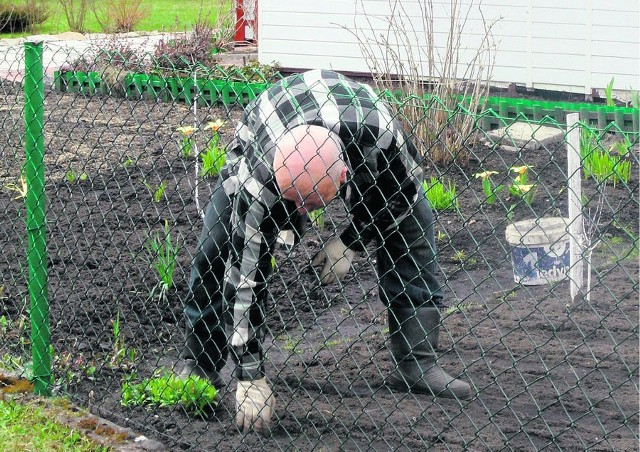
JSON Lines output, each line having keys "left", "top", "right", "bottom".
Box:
{"left": 376, "top": 195, "right": 443, "bottom": 309}
{"left": 181, "top": 180, "right": 232, "bottom": 372}
{"left": 181, "top": 182, "right": 443, "bottom": 373}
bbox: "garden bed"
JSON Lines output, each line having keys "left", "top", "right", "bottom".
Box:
{"left": 0, "top": 81, "right": 638, "bottom": 450}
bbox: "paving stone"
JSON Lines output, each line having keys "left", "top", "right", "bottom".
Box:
{"left": 486, "top": 122, "right": 565, "bottom": 151}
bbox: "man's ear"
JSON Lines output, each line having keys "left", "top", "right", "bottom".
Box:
{"left": 339, "top": 166, "right": 348, "bottom": 185}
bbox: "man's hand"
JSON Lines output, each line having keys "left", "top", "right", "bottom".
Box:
{"left": 311, "top": 237, "right": 356, "bottom": 285}
{"left": 235, "top": 378, "right": 275, "bottom": 435}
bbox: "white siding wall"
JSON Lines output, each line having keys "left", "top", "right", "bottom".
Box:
{"left": 258, "top": 0, "right": 640, "bottom": 97}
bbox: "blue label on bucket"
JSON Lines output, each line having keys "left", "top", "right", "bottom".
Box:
{"left": 510, "top": 241, "right": 570, "bottom": 285}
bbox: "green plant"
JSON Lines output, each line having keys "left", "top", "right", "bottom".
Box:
{"left": 508, "top": 165, "right": 536, "bottom": 206}
{"left": 444, "top": 302, "right": 478, "bottom": 315}
{"left": 121, "top": 372, "right": 218, "bottom": 416}
{"left": 580, "top": 130, "right": 631, "bottom": 186}
{"left": 146, "top": 219, "right": 180, "bottom": 302}
{"left": 309, "top": 208, "right": 325, "bottom": 230}
{"left": 4, "top": 175, "right": 27, "bottom": 200}
{"left": 109, "top": 310, "right": 136, "bottom": 369}
{"left": 423, "top": 176, "right": 458, "bottom": 211}
{"left": 65, "top": 169, "right": 88, "bottom": 184}
{"left": 144, "top": 180, "right": 167, "bottom": 202}
{"left": 176, "top": 125, "right": 197, "bottom": 159}
{"left": 631, "top": 89, "right": 639, "bottom": 109}
{"left": 201, "top": 120, "right": 226, "bottom": 177}
{"left": 0, "top": 398, "right": 108, "bottom": 451}
{"left": 474, "top": 170, "right": 505, "bottom": 205}
{"left": 604, "top": 77, "right": 615, "bottom": 107}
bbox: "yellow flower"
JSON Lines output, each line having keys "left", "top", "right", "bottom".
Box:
{"left": 474, "top": 170, "right": 499, "bottom": 179}
{"left": 176, "top": 126, "right": 197, "bottom": 137}
{"left": 513, "top": 183, "right": 534, "bottom": 193}
{"left": 510, "top": 165, "right": 531, "bottom": 175}
{"left": 204, "top": 119, "right": 225, "bottom": 133}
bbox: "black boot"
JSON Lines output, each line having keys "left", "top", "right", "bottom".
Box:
{"left": 178, "top": 358, "right": 225, "bottom": 390}
{"left": 387, "top": 306, "right": 473, "bottom": 400}
{"left": 178, "top": 335, "right": 226, "bottom": 390}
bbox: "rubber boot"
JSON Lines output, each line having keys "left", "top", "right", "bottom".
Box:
{"left": 179, "top": 358, "right": 225, "bottom": 390}
{"left": 178, "top": 335, "right": 226, "bottom": 391}
{"left": 387, "top": 306, "right": 473, "bottom": 400}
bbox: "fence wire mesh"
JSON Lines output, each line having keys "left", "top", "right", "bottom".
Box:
{"left": 0, "top": 40, "right": 638, "bottom": 451}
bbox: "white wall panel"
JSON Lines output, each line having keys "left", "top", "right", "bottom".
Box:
{"left": 259, "top": 0, "right": 640, "bottom": 96}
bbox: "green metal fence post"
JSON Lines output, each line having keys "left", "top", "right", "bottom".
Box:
{"left": 24, "top": 41, "right": 51, "bottom": 396}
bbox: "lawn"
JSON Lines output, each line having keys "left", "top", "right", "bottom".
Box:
{"left": 5, "top": 0, "right": 232, "bottom": 37}
{"left": 0, "top": 396, "right": 108, "bottom": 451}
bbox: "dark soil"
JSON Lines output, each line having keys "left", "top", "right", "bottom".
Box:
{"left": 0, "top": 81, "right": 638, "bottom": 451}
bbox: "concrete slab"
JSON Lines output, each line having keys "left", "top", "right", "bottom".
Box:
{"left": 486, "top": 122, "right": 565, "bottom": 151}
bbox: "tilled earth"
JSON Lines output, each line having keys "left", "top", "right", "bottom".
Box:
{"left": 0, "top": 81, "right": 638, "bottom": 450}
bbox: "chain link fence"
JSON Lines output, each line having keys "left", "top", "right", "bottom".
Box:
{"left": 0, "top": 40, "right": 638, "bottom": 450}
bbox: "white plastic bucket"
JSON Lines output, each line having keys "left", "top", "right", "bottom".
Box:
{"left": 505, "top": 217, "right": 570, "bottom": 285}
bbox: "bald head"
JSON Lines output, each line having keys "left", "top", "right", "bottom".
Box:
{"left": 274, "top": 125, "right": 347, "bottom": 214}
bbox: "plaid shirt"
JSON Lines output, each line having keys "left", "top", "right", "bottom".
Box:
{"left": 221, "top": 69, "right": 424, "bottom": 379}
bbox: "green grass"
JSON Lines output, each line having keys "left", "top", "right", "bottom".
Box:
{"left": 4, "top": 0, "right": 232, "bottom": 37}
{"left": 0, "top": 397, "right": 108, "bottom": 451}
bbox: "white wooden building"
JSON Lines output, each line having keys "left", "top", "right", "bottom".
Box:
{"left": 256, "top": 0, "right": 640, "bottom": 100}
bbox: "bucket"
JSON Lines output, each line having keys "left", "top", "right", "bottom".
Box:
{"left": 505, "top": 217, "right": 570, "bottom": 285}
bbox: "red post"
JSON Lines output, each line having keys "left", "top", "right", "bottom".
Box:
{"left": 235, "top": 0, "right": 246, "bottom": 43}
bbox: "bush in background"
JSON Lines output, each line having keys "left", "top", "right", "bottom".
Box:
{"left": 0, "top": 1, "right": 48, "bottom": 33}
{"left": 58, "top": 0, "right": 91, "bottom": 33}
{"left": 93, "top": 0, "right": 147, "bottom": 33}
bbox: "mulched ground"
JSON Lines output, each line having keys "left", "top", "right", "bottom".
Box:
{"left": 0, "top": 79, "right": 638, "bottom": 450}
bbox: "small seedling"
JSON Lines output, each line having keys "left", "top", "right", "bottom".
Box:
{"left": 144, "top": 180, "right": 167, "bottom": 203}
{"left": 508, "top": 165, "right": 536, "bottom": 206}
{"left": 4, "top": 175, "right": 28, "bottom": 200}
{"left": 65, "top": 169, "right": 88, "bottom": 184}
{"left": 474, "top": 170, "right": 505, "bottom": 205}
{"left": 109, "top": 310, "right": 136, "bottom": 369}
{"left": 604, "top": 77, "right": 615, "bottom": 107}
{"left": 201, "top": 146, "right": 226, "bottom": 177}
{"left": 146, "top": 220, "right": 180, "bottom": 303}
{"left": 177, "top": 125, "right": 198, "bottom": 159}
{"left": 580, "top": 130, "right": 631, "bottom": 185}
{"left": 309, "top": 208, "right": 325, "bottom": 230}
{"left": 423, "top": 176, "right": 458, "bottom": 210}
{"left": 121, "top": 372, "right": 218, "bottom": 416}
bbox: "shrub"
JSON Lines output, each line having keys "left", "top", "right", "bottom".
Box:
{"left": 153, "top": 21, "right": 219, "bottom": 72}
{"left": 93, "top": 0, "right": 147, "bottom": 33}
{"left": 58, "top": 0, "right": 91, "bottom": 33}
{"left": 0, "top": 1, "right": 48, "bottom": 33}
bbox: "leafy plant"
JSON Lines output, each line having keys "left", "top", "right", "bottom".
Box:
{"left": 604, "top": 77, "right": 615, "bottom": 107}
{"left": 146, "top": 220, "right": 180, "bottom": 302}
{"left": 474, "top": 170, "right": 504, "bottom": 205}
{"left": 144, "top": 180, "right": 167, "bottom": 203}
{"left": 580, "top": 130, "right": 631, "bottom": 185}
{"left": 201, "top": 119, "right": 227, "bottom": 177}
{"left": 176, "top": 125, "right": 197, "bottom": 159}
{"left": 3, "top": 175, "right": 27, "bottom": 200}
{"left": 121, "top": 372, "right": 218, "bottom": 416}
{"left": 309, "top": 208, "right": 325, "bottom": 230}
{"left": 508, "top": 165, "right": 536, "bottom": 206}
{"left": 65, "top": 169, "right": 88, "bottom": 184}
{"left": 423, "top": 176, "right": 458, "bottom": 211}
{"left": 109, "top": 309, "right": 136, "bottom": 369}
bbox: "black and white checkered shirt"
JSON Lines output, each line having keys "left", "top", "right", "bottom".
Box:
{"left": 221, "top": 69, "right": 424, "bottom": 379}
